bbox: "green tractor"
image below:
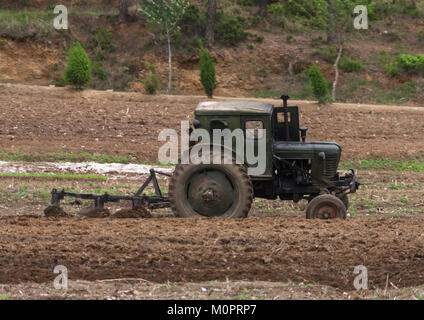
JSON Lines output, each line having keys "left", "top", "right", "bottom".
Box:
{"left": 168, "top": 95, "right": 360, "bottom": 219}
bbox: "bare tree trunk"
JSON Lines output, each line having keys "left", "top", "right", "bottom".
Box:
{"left": 332, "top": 44, "right": 343, "bottom": 101}
{"left": 119, "top": 0, "right": 129, "bottom": 23}
{"left": 327, "top": 0, "right": 337, "bottom": 44}
{"left": 166, "top": 26, "right": 172, "bottom": 94}
{"left": 205, "top": 0, "right": 216, "bottom": 46}
{"left": 258, "top": 0, "right": 268, "bottom": 18}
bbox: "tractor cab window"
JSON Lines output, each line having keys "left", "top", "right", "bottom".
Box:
{"left": 277, "top": 112, "right": 291, "bottom": 123}
{"left": 245, "top": 121, "right": 264, "bottom": 139}
{"left": 210, "top": 120, "right": 229, "bottom": 131}
{"left": 273, "top": 107, "right": 300, "bottom": 142}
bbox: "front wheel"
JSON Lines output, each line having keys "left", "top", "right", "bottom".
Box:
{"left": 168, "top": 163, "right": 253, "bottom": 218}
{"left": 306, "top": 194, "right": 347, "bottom": 219}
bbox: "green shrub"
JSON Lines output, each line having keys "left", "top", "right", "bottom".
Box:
{"left": 396, "top": 0, "right": 421, "bottom": 17}
{"left": 378, "top": 51, "right": 399, "bottom": 77}
{"left": 144, "top": 75, "right": 159, "bottom": 94}
{"left": 380, "top": 53, "right": 424, "bottom": 77}
{"left": 385, "top": 62, "right": 401, "bottom": 77}
{"left": 142, "top": 62, "right": 159, "bottom": 95}
{"left": 54, "top": 76, "right": 66, "bottom": 87}
{"left": 268, "top": 0, "right": 327, "bottom": 29}
{"left": 92, "top": 61, "right": 107, "bottom": 80}
{"left": 95, "top": 50, "right": 107, "bottom": 62}
{"left": 306, "top": 65, "right": 330, "bottom": 104}
{"left": 340, "top": 57, "right": 364, "bottom": 73}
{"left": 359, "top": 0, "right": 421, "bottom": 21}
{"left": 268, "top": 2, "right": 286, "bottom": 28}
{"left": 312, "top": 45, "right": 339, "bottom": 63}
{"left": 63, "top": 41, "right": 91, "bottom": 89}
{"left": 215, "top": 12, "right": 247, "bottom": 45}
{"left": 248, "top": 33, "right": 264, "bottom": 42}
{"left": 199, "top": 44, "right": 216, "bottom": 98}
{"left": 247, "top": 15, "right": 261, "bottom": 27}
{"left": 396, "top": 54, "right": 424, "bottom": 74}
{"left": 400, "top": 81, "right": 418, "bottom": 98}
{"left": 90, "top": 28, "right": 113, "bottom": 51}
{"left": 180, "top": 4, "right": 204, "bottom": 36}
{"left": 237, "top": 0, "right": 254, "bottom": 6}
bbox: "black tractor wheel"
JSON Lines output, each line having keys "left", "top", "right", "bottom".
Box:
{"left": 168, "top": 163, "right": 253, "bottom": 218}
{"left": 306, "top": 194, "right": 347, "bottom": 219}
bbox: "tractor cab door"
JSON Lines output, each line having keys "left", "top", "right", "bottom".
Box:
{"left": 241, "top": 116, "right": 272, "bottom": 177}
{"left": 273, "top": 106, "right": 300, "bottom": 142}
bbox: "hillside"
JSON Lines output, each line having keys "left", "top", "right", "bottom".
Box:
{"left": 0, "top": 0, "right": 424, "bottom": 105}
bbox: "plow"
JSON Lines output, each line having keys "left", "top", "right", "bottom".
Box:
{"left": 44, "top": 169, "right": 171, "bottom": 218}
{"left": 44, "top": 95, "right": 359, "bottom": 219}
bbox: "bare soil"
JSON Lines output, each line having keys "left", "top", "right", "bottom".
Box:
{"left": 1, "top": 84, "right": 424, "bottom": 162}
{"left": 1, "top": 84, "right": 424, "bottom": 299}
{"left": 2, "top": 279, "right": 423, "bottom": 300}
{"left": 0, "top": 169, "right": 423, "bottom": 298}
{"left": 1, "top": 215, "right": 424, "bottom": 292}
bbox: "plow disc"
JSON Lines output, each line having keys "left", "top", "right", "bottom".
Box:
{"left": 44, "top": 169, "right": 170, "bottom": 218}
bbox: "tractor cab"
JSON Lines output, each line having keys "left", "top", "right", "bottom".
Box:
{"left": 273, "top": 105, "right": 301, "bottom": 142}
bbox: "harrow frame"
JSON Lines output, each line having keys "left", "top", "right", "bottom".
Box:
{"left": 48, "top": 169, "right": 171, "bottom": 210}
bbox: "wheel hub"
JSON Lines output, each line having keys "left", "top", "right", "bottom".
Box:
{"left": 315, "top": 204, "right": 338, "bottom": 219}
{"left": 186, "top": 169, "right": 235, "bottom": 217}
{"left": 202, "top": 188, "right": 217, "bottom": 202}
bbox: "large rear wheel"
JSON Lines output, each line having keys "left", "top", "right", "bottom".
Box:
{"left": 168, "top": 163, "right": 253, "bottom": 218}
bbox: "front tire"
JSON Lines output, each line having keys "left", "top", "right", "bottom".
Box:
{"left": 168, "top": 163, "right": 253, "bottom": 218}
{"left": 306, "top": 194, "right": 347, "bottom": 219}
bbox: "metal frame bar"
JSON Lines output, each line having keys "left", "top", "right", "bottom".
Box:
{"left": 49, "top": 169, "right": 171, "bottom": 210}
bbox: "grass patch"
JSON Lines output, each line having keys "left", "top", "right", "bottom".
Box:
{"left": 250, "top": 89, "right": 281, "bottom": 99}
{"left": 0, "top": 9, "right": 117, "bottom": 38}
{"left": 0, "top": 294, "right": 11, "bottom": 300}
{"left": 69, "top": 9, "right": 117, "bottom": 16}
{"left": 399, "top": 197, "right": 409, "bottom": 204}
{"left": 342, "top": 158, "right": 424, "bottom": 172}
{"left": 374, "top": 81, "right": 418, "bottom": 105}
{"left": 0, "top": 173, "right": 107, "bottom": 180}
{"left": 0, "top": 9, "right": 53, "bottom": 35}
{"left": 0, "top": 152, "right": 137, "bottom": 164}
{"left": 388, "top": 182, "right": 404, "bottom": 190}
{"left": 251, "top": 81, "right": 312, "bottom": 100}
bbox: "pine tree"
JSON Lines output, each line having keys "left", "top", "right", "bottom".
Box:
{"left": 199, "top": 44, "right": 216, "bottom": 98}
{"left": 306, "top": 65, "right": 329, "bottom": 105}
{"left": 63, "top": 41, "right": 91, "bottom": 90}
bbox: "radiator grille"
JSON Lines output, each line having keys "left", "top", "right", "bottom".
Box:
{"left": 323, "top": 154, "right": 340, "bottom": 179}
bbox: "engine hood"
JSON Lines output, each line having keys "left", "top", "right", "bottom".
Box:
{"left": 273, "top": 141, "right": 342, "bottom": 160}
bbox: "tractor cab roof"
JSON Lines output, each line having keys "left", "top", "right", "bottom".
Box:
{"left": 195, "top": 101, "right": 274, "bottom": 116}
